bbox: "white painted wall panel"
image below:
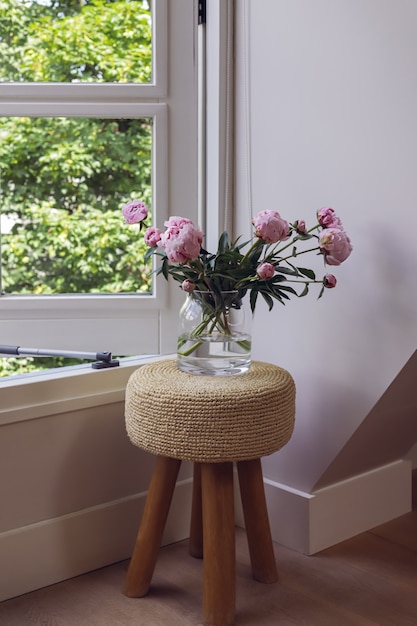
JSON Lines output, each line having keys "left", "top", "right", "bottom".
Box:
{"left": 235, "top": 0, "right": 417, "bottom": 491}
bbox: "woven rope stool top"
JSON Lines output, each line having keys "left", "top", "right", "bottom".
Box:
{"left": 125, "top": 359, "right": 296, "bottom": 463}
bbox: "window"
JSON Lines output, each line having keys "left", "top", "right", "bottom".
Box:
{"left": 0, "top": 0, "right": 154, "bottom": 84}
{"left": 0, "top": 0, "right": 199, "bottom": 363}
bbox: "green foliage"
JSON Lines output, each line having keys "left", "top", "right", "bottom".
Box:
{"left": 2, "top": 204, "right": 151, "bottom": 293}
{"left": 0, "top": 117, "right": 152, "bottom": 217}
{"left": 0, "top": 0, "right": 152, "bottom": 83}
{"left": 0, "top": 356, "right": 88, "bottom": 378}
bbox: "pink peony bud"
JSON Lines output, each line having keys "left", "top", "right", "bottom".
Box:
{"left": 144, "top": 226, "right": 162, "bottom": 247}
{"left": 323, "top": 274, "right": 337, "bottom": 288}
{"left": 319, "top": 227, "right": 353, "bottom": 266}
{"left": 317, "top": 207, "right": 343, "bottom": 229}
{"left": 294, "top": 219, "right": 307, "bottom": 234}
{"left": 181, "top": 279, "right": 195, "bottom": 293}
{"left": 256, "top": 262, "right": 275, "bottom": 280}
{"left": 252, "top": 210, "right": 290, "bottom": 244}
{"left": 122, "top": 200, "right": 148, "bottom": 224}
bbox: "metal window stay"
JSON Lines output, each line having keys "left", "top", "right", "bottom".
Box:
{"left": 0, "top": 345, "right": 119, "bottom": 369}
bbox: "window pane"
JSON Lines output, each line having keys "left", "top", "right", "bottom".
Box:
{"left": 0, "top": 0, "right": 152, "bottom": 83}
{"left": 0, "top": 355, "right": 89, "bottom": 377}
{"left": 0, "top": 116, "right": 153, "bottom": 294}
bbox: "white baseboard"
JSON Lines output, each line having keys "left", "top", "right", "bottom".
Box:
{"left": 0, "top": 479, "right": 193, "bottom": 602}
{"left": 241, "top": 459, "right": 412, "bottom": 555}
{"left": 2, "top": 460, "right": 412, "bottom": 602}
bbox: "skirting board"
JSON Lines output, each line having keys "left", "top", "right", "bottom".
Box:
{"left": 240, "top": 459, "right": 412, "bottom": 555}
{"left": 0, "top": 479, "right": 193, "bottom": 602}
{"left": 2, "top": 460, "right": 412, "bottom": 601}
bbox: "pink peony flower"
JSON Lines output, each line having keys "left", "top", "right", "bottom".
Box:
{"left": 160, "top": 219, "right": 203, "bottom": 264}
{"left": 256, "top": 262, "right": 275, "bottom": 280}
{"left": 317, "top": 207, "right": 343, "bottom": 229}
{"left": 164, "top": 216, "right": 194, "bottom": 229}
{"left": 319, "top": 228, "right": 353, "bottom": 266}
{"left": 294, "top": 219, "right": 307, "bottom": 234}
{"left": 181, "top": 279, "right": 195, "bottom": 293}
{"left": 252, "top": 210, "right": 290, "bottom": 244}
{"left": 323, "top": 274, "right": 337, "bottom": 288}
{"left": 144, "top": 226, "right": 162, "bottom": 247}
{"left": 122, "top": 200, "right": 148, "bottom": 224}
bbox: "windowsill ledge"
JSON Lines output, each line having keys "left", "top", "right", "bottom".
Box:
{"left": 0, "top": 354, "right": 174, "bottom": 426}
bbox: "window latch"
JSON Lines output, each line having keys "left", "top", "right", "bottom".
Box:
{"left": 198, "top": 0, "right": 206, "bottom": 25}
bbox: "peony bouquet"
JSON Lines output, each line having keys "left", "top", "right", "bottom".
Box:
{"left": 122, "top": 201, "right": 352, "bottom": 372}
{"left": 122, "top": 201, "right": 352, "bottom": 312}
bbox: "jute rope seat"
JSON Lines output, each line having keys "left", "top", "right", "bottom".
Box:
{"left": 123, "top": 359, "right": 296, "bottom": 626}
{"left": 125, "top": 359, "right": 295, "bottom": 463}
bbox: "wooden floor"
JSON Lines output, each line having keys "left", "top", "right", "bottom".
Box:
{"left": 1, "top": 485, "right": 417, "bottom": 626}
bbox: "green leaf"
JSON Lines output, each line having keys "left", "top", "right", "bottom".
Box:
{"left": 161, "top": 258, "right": 169, "bottom": 280}
{"left": 271, "top": 274, "right": 288, "bottom": 283}
{"left": 144, "top": 247, "right": 155, "bottom": 262}
{"left": 273, "top": 288, "right": 289, "bottom": 300}
{"left": 276, "top": 285, "right": 297, "bottom": 296}
{"left": 217, "top": 231, "right": 229, "bottom": 254}
{"left": 299, "top": 283, "right": 309, "bottom": 297}
{"left": 249, "top": 289, "right": 258, "bottom": 313}
{"left": 261, "top": 291, "right": 274, "bottom": 311}
{"left": 297, "top": 232, "right": 315, "bottom": 241}
{"left": 275, "top": 266, "right": 299, "bottom": 276}
{"left": 297, "top": 267, "right": 316, "bottom": 280}
{"left": 247, "top": 244, "right": 263, "bottom": 265}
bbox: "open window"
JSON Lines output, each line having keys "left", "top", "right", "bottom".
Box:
{"left": 0, "top": 0, "right": 198, "bottom": 367}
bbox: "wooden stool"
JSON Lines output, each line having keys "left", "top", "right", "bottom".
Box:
{"left": 123, "top": 359, "right": 295, "bottom": 626}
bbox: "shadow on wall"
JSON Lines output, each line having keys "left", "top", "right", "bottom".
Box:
{"left": 310, "top": 223, "right": 417, "bottom": 488}
{"left": 313, "top": 348, "right": 417, "bottom": 490}
{"left": 257, "top": 220, "right": 417, "bottom": 493}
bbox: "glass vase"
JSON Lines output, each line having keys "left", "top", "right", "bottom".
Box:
{"left": 177, "top": 290, "right": 252, "bottom": 376}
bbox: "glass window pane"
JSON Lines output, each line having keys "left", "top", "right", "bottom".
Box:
{"left": 0, "top": 0, "right": 152, "bottom": 83}
{"left": 0, "top": 356, "right": 89, "bottom": 377}
{"left": 0, "top": 116, "right": 153, "bottom": 294}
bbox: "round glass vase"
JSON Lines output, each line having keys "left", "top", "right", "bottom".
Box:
{"left": 177, "top": 290, "right": 252, "bottom": 376}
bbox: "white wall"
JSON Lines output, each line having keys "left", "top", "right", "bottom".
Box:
{"left": 0, "top": 358, "right": 194, "bottom": 601}
{"left": 235, "top": 0, "right": 417, "bottom": 493}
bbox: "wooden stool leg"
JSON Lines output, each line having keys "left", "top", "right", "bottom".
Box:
{"left": 123, "top": 456, "right": 181, "bottom": 598}
{"left": 201, "top": 462, "right": 235, "bottom": 626}
{"left": 237, "top": 458, "right": 278, "bottom": 583}
{"left": 189, "top": 463, "right": 203, "bottom": 558}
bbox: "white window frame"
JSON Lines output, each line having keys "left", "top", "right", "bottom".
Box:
{"left": 0, "top": 0, "right": 199, "bottom": 358}
{"left": 0, "top": 102, "right": 168, "bottom": 356}
{"left": 0, "top": 0, "right": 168, "bottom": 99}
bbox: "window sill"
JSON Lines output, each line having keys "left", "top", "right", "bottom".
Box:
{"left": 0, "top": 354, "right": 174, "bottom": 426}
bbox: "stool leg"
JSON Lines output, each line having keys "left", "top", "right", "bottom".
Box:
{"left": 201, "top": 462, "right": 235, "bottom": 626}
{"left": 237, "top": 458, "right": 278, "bottom": 584}
{"left": 189, "top": 463, "right": 204, "bottom": 558}
{"left": 123, "top": 455, "right": 181, "bottom": 598}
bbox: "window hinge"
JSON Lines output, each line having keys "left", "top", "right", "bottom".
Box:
{"left": 198, "top": 0, "right": 206, "bottom": 25}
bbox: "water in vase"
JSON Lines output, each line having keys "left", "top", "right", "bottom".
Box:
{"left": 177, "top": 332, "right": 251, "bottom": 376}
